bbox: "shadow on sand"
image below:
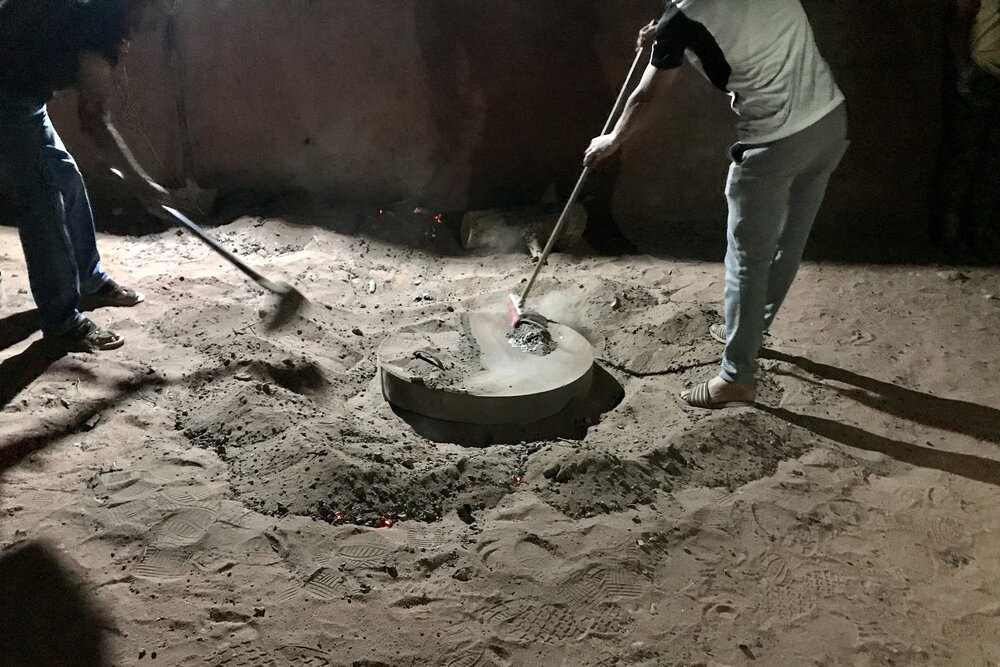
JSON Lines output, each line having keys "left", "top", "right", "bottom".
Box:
{"left": 760, "top": 348, "right": 1000, "bottom": 487}
{"left": 0, "top": 317, "right": 118, "bottom": 666}
{"left": 0, "top": 541, "right": 112, "bottom": 667}
{"left": 0, "top": 353, "right": 276, "bottom": 665}
{"left": 0, "top": 338, "right": 68, "bottom": 409}
{"left": 0, "top": 309, "right": 40, "bottom": 353}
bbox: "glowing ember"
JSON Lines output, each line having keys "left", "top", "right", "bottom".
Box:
{"left": 434, "top": 214, "right": 443, "bottom": 224}
{"left": 377, "top": 517, "right": 394, "bottom": 528}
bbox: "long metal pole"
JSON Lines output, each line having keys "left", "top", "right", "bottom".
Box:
{"left": 518, "top": 47, "right": 646, "bottom": 305}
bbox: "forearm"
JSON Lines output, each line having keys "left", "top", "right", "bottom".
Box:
{"left": 88, "top": 118, "right": 156, "bottom": 186}
{"left": 609, "top": 65, "right": 679, "bottom": 149}
{"left": 584, "top": 64, "right": 677, "bottom": 168}
{"left": 609, "top": 89, "right": 653, "bottom": 148}
{"left": 75, "top": 50, "right": 155, "bottom": 187}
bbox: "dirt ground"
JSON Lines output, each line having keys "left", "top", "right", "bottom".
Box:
{"left": 1, "top": 213, "right": 999, "bottom": 667}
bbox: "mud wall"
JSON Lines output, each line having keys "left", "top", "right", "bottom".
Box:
{"left": 41, "top": 0, "right": 947, "bottom": 256}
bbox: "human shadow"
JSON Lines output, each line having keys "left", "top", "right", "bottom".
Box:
{"left": 0, "top": 541, "right": 112, "bottom": 667}
{"left": 759, "top": 405, "right": 1000, "bottom": 487}
{"left": 0, "top": 343, "right": 316, "bottom": 666}
{"left": 761, "top": 348, "right": 1000, "bottom": 445}
{"left": 0, "top": 358, "right": 313, "bottom": 472}
{"left": 0, "top": 367, "right": 164, "bottom": 472}
{"left": 0, "top": 339, "right": 67, "bottom": 409}
{"left": 0, "top": 309, "right": 40, "bottom": 353}
{"left": 0, "top": 324, "right": 112, "bottom": 667}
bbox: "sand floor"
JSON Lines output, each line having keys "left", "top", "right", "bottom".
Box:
{"left": 1, "top": 215, "right": 999, "bottom": 667}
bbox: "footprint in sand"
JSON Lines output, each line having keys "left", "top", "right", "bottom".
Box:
{"left": 755, "top": 584, "right": 814, "bottom": 626}
{"left": 896, "top": 510, "right": 974, "bottom": 560}
{"left": 561, "top": 569, "right": 606, "bottom": 609}
{"left": 302, "top": 567, "right": 353, "bottom": 600}
{"left": 337, "top": 540, "right": 391, "bottom": 564}
{"left": 478, "top": 599, "right": 583, "bottom": 645}
{"left": 275, "top": 645, "right": 334, "bottom": 666}
{"left": 942, "top": 610, "right": 1000, "bottom": 664}
{"left": 152, "top": 505, "right": 220, "bottom": 548}
{"left": 600, "top": 566, "right": 646, "bottom": 599}
{"left": 439, "top": 643, "right": 511, "bottom": 667}
{"left": 512, "top": 538, "right": 559, "bottom": 572}
{"left": 560, "top": 564, "right": 648, "bottom": 610}
{"left": 753, "top": 552, "right": 791, "bottom": 586}
{"left": 406, "top": 524, "right": 447, "bottom": 550}
{"left": 192, "top": 550, "right": 239, "bottom": 574}
{"left": 813, "top": 497, "right": 871, "bottom": 529}
{"left": 749, "top": 502, "right": 801, "bottom": 541}
{"left": 755, "top": 564, "right": 852, "bottom": 626}
{"left": 582, "top": 602, "right": 631, "bottom": 638}
{"left": 684, "top": 489, "right": 739, "bottom": 533}
{"left": 159, "top": 485, "right": 217, "bottom": 509}
{"left": 106, "top": 498, "right": 157, "bottom": 526}
{"left": 921, "top": 514, "right": 971, "bottom": 548}
{"left": 440, "top": 649, "right": 495, "bottom": 667}
{"left": 320, "top": 531, "right": 392, "bottom": 567}
{"left": 133, "top": 545, "right": 193, "bottom": 580}
{"left": 476, "top": 534, "right": 563, "bottom": 578}
{"left": 890, "top": 485, "right": 931, "bottom": 512}
{"left": 106, "top": 478, "right": 162, "bottom": 504}
{"left": 94, "top": 470, "right": 144, "bottom": 493}
{"left": 203, "top": 645, "right": 277, "bottom": 667}
{"left": 442, "top": 650, "right": 487, "bottom": 667}
{"left": 275, "top": 581, "right": 304, "bottom": 604}
{"left": 588, "top": 653, "right": 622, "bottom": 667}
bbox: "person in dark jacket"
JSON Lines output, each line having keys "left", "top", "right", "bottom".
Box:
{"left": 0, "top": 0, "right": 169, "bottom": 351}
{"left": 933, "top": 0, "right": 1000, "bottom": 255}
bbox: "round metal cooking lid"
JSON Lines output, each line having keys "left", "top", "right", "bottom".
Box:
{"left": 378, "top": 311, "right": 595, "bottom": 426}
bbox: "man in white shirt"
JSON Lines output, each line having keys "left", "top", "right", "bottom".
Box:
{"left": 585, "top": 0, "right": 849, "bottom": 409}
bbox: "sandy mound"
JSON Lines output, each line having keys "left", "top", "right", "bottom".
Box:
{"left": 140, "top": 247, "right": 815, "bottom": 528}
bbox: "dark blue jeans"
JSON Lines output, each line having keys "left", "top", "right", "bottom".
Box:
{"left": 0, "top": 90, "right": 108, "bottom": 334}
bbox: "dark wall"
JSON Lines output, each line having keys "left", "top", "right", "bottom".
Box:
{"left": 35, "top": 0, "right": 947, "bottom": 257}
{"left": 613, "top": 0, "right": 950, "bottom": 258}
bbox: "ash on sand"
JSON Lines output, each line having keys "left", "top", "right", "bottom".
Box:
{"left": 506, "top": 318, "right": 557, "bottom": 356}
{"left": 163, "top": 287, "right": 819, "bottom": 527}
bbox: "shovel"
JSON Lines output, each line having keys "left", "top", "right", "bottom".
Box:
{"left": 111, "top": 167, "right": 307, "bottom": 329}
{"left": 158, "top": 204, "right": 307, "bottom": 330}
{"left": 507, "top": 46, "right": 648, "bottom": 328}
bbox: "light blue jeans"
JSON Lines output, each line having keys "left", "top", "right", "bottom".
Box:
{"left": 0, "top": 90, "right": 108, "bottom": 335}
{"left": 720, "top": 104, "right": 849, "bottom": 385}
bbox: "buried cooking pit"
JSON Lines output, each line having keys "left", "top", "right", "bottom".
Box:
{"left": 378, "top": 311, "right": 623, "bottom": 446}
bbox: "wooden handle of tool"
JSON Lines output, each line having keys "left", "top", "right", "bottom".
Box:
{"left": 519, "top": 47, "right": 647, "bottom": 305}
{"left": 161, "top": 205, "right": 272, "bottom": 286}
{"left": 110, "top": 170, "right": 290, "bottom": 296}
